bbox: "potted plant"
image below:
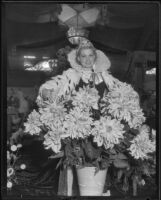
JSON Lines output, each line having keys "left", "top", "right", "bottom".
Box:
{"left": 24, "top": 81, "right": 156, "bottom": 196}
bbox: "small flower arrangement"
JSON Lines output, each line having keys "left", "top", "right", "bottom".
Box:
{"left": 24, "top": 79, "right": 156, "bottom": 181}
{"left": 7, "top": 142, "right": 26, "bottom": 190}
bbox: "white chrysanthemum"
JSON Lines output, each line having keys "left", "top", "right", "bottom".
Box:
{"left": 91, "top": 116, "right": 125, "bottom": 149}
{"left": 24, "top": 110, "right": 42, "bottom": 135}
{"left": 43, "top": 131, "right": 62, "bottom": 153}
{"left": 7, "top": 168, "right": 14, "bottom": 177}
{"left": 128, "top": 125, "right": 156, "bottom": 160}
{"left": 102, "top": 82, "right": 145, "bottom": 128}
{"left": 140, "top": 179, "right": 145, "bottom": 186}
{"left": 39, "top": 103, "right": 67, "bottom": 129}
{"left": 10, "top": 145, "right": 17, "bottom": 152}
{"left": 63, "top": 107, "right": 93, "bottom": 139}
{"left": 7, "top": 181, "right": 13, "bottom": 189}
{"left": 128, "top": 109, "right": 146, "bottom": 129}
{"left": 20, "top": 164, "right": 26, "bottom": 170}
{"left": 72, "top": 86, "right": 100, "bottom": 110}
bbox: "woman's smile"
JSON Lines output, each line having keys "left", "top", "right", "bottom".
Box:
{"left": 78, "top": 48, "right": 96, "bottom": 68}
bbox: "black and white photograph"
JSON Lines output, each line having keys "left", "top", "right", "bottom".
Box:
{"left": 1, "top": 2, "right": 159, "bottom": 199}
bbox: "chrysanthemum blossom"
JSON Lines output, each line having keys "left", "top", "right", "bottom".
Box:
{"left": 20, "top": 164, "right": 26, "bottom": 170}
{"left": 92, "top": 116, "right": 125, "bottom": 149}
{"left": 43, "top": 131, "right": 62, "bottom": 153}
{"left": 24, "top": 110, "right": 42, "bottom": 135}
{"left": 7, "top": 181, "right": 13, "bottom": 189}
{"left": 128, "top": 125, "right": 155, "bottom": 160}
{"left": 39, "top": 103, "right": 67, "bottom": 129}
{"left": 140, "top": 179, "right": 145, "bottom": 186}
{"left": 72, "top": 86, "right": 99, "bottom": 110}
{"left": 102, "top": 82, "right": 145, "bottom": 128}
{"left": 128, "top": 109, "right": 146, "bottom": 129}
{"left": 63, "top": 107, "right": 93, "bottom": 139}
{"left": 10, "top": 145, "right": 17, "bottom": 152}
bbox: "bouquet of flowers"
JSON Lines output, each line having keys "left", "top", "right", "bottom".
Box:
{"left": 24, "top": 79, "right": 156, "bottom": 193}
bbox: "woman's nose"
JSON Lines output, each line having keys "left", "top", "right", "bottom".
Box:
{"left": 85, "top": 57, "right": 91, "bottom": 63}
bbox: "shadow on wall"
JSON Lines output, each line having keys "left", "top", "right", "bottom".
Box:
{"left": 107, "top": 53, "right": 129, "bottom": 81}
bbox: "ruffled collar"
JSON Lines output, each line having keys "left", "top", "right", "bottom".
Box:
{"left": 67, "top": 49, "right": 111, "bottom": 84}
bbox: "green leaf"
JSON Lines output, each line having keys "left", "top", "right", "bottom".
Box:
{"left": 122, "top": 176, "right": 129, "bottom": 192}
{"left": 113, "top": 159, "right": 129, "bottom": 168}
{"left": 109, "top": 154, "right": 117, "bottom": 160}
{"left": 117, "top": 153, "right": 128, "bottom": 160}
{"left": 101, "top": 159, "right": 110, "bottom": 169}
{"left": 109, "top": 148, "right": 117, "bottom": 154}
{"left": 49, "top": 151, "right": 64, "bottom": 159}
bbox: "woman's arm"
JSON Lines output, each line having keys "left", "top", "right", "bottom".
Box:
{"left": 36, "top": 68, "right": 81, "bottom": 107}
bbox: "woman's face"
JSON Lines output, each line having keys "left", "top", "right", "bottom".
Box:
{"left": 78, "top": 48, "right": 96, "bottom": 69}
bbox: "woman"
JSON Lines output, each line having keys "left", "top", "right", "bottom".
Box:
{"left": 37, "top": 39, "right": 113, "bottom": 106}
{"left": 37, "top": 39, "right": 128, "bottom": 196}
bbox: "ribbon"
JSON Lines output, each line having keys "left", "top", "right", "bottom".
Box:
{"left": 89, "top": 71, "right": 103, "bottom": 86}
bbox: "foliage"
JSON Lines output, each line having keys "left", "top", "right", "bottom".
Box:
{"left": 24, "top": 80, "right": 156, "bottom": 178}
